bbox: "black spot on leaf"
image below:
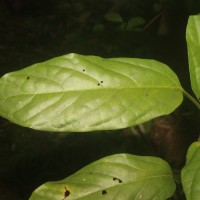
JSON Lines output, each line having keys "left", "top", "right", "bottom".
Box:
{"left": 63, "top": 187, "right": 70, "bottom": 199}
{"left": 83, "top": 69, "right": 85, "bottom": 72}
{"left": 97, "top": 83, "right": 100, "bottom": 86}
{"left": 113, "top": 177, "right": 122, "bottom": 183}
{"left": 27, "top": 76, "right": 30, "bottom": 80}
{"left": 101, "top": 81, "right": 103, "bottom": 83}
{"left": 102, "top": 189, "right": 107, "bottom": 195}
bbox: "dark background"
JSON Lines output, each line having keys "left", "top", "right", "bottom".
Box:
{"left": 0, "top": 0, "right": 200, "bottom": 199}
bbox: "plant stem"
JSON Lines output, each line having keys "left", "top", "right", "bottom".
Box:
{"left": 183, "top": 90, "right": 200, "bottom": 110}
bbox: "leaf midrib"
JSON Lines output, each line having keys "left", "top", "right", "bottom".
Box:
{"left": 1, "top": 86, "right": 183, "bottom": 99}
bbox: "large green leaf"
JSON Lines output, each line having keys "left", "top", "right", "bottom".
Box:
{"left": 0, "top": 53, "right": 183, "bottom": 132}
{"left": 186, "top": 15, "right": 200, "bottom": 100}
{"left": 29, "top": 154, "right": 176, "bottom": 200}
{"left": 181, "top": 141, "right": 200, "bottom": 200}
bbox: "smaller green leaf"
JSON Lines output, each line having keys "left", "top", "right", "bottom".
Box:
{"left": 181, "top": 141, "right": 200, "bottom": 200}
{"left": 104, "top": 12, "right": 123, "bottom": 23}
{"left": 186, "top": 14, "right": 200, "bottom": 100}
{"left": 29, "top": 154, "right": 176, "bottom": 200}
{"left": 118, "top": 17, "right": 145, "bottom": 31}
{"left": 128, "top": 17, "right": 146, "bottom": 28}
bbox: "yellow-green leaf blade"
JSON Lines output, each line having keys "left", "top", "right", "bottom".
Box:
{"left": 181, "top": 141, "right": 200, "bottom": 200}
{"left": 187, "top": 14, "right": 200, "bottom": 100}
{"left": 29, "top": 154, "right": 176, "bottom": 200}
{"left": 0, "top": 53, "right": 183, "bottom": 132}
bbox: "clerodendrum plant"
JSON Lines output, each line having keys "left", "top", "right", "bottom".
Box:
{"left": 0, "top": 14, "right": 200, "bottom": 200}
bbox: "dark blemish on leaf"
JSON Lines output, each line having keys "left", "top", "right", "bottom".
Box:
{"left": 101, "top": 81, "right": 103, "bottom": 83}
{"left": 113, "top": 177, "right": 122, "bottom": 183}
{"left": 145, "top": 93, "right": 149, "bottom": 97}
{"left": 102, "top": 189, "right": 107, "bottom": 195}
{"left": 97, "top": 83, "right": 101, "bottom": 86}
{"left": 63, "top": 187, "right": 70, "bottom": 200}
{"left": 83, "top": 69, "right": 85, "bottom": 72}
{"left": 27, "top": 76, "right": 30, "bottom": 80}
{"left": 89, "top": 172, "right": 93, "bottom": 175}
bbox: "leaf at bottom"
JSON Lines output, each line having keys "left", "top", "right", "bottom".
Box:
{"left": 29, "top": 154, "right": 175, "bottom": 200}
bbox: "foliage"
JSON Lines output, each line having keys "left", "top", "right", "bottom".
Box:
{"left": 30, "top": 154, "right": 175, "bottom": 200}
{"left": 181, "top": 141, "right": 200, "bottom": 200}
{"left": 186, "top": 15, "right": 200, "bottom": 100}
{"left": 0, "top": 2, "right": 200, "bottom": 200}
{"left": 0, "top": 54, "right": 183, "bottom": 132}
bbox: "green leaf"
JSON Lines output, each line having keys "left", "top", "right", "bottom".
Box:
{"left": 104, "top": 12, "right": 123, "bottom": 23}
{"left": 186, "top": 15, "right": 200, "bottom": 100}
{"left": 127, "top": 17, "right": 146, "bottom": 28}
{"left": 118, "top": 17, "right": 145, "bottom": 32}
{"left": 0, "top": 53, "right": 183, "bottom": 132}
{"left": 29, "top": 154, "right": 176, "bottom": 200}
{"left": 181, "top": 141, "right": 200, "bottom": 200}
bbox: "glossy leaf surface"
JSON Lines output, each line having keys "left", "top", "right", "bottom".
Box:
{"left": 182, "top": 141, "right": 200, "bottom": 200}
{"left": 0, "top": 53, "right": 183, "bottom": 132}
{"left": 187, "top": 15, "right": 200, "bottom": 100}
{"left": 29, "top": 154, "right": 176, "bottom": 200}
